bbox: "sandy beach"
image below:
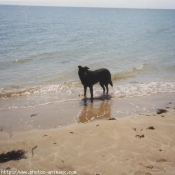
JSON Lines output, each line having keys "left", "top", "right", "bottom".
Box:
{"left": 1, "top": 5, "right": 175, "bottom": 175}
{"left": 0, "top": 94, "right": 175, "bottom": 175}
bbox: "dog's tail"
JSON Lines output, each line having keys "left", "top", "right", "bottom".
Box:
{"left": 109, "top": 79, "right": 113, "bottom": 87}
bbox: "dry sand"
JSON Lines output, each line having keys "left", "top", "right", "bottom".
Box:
{"left": 0, "top": 105, "right": 175, "bottom": 175}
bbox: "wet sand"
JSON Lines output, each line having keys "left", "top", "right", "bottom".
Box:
{"left": 1, "top": 93, "right": 175, "bottom": 134}
{"left": 0, "top": 93, "right": 175, "bottom": 174}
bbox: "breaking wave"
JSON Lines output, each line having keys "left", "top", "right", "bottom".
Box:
{"left": 112, "top": 64, "right": 145, "bottom": 80}
{"left": 0, "top": 82, "right": 81, "bottom": 98}
{"left": 114, "top": 81, "right": 175, "bottom": 98}
{"left": 0, "top": 79, "right": 175, "bottom": 111}
{"left": 12, "top": 58, "right": 33, "bottom": 64}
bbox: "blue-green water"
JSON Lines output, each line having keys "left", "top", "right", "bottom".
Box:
{"left": 0, "top": 5, "right": 175, "bottom": 110}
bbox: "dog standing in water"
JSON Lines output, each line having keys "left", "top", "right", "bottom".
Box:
{"left": 78, "top": 65, "right": 113, "bottom": 99}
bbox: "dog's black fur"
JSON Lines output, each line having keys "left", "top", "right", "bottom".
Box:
{"left": 78, "top": 65, "right": 113, "bottom": 99}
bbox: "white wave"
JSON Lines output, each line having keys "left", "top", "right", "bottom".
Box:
{"left": 114, "top": 81, "right": 175, "bottom": 98}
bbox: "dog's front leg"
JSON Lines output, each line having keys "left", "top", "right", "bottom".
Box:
{"left": 84, "top": 85, "right": 87, "bottom": 97}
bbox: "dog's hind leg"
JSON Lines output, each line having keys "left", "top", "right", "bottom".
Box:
{"left": 100, "top": 82, "right": 105, "bottom": 94}
{"left": 104, "top": 83, "right": 109, "bottom": 95}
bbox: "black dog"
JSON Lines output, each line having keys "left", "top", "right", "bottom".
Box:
{"left": 78, "top": 65, "right": 113, "bottom": 99}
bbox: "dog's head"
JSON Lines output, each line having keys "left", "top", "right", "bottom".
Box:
{"left": 78, "top": 65, "right": 89, "bottom": 78}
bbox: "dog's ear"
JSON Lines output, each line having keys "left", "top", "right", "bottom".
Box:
{"left": 78, "top": 65, "right": 82, "bottom": 69}
{"left": 84, "top": 66, "right": 89, "bottom": 70}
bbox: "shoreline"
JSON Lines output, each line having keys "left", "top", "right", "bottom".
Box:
{"left": 0, "top": 92, "right": 175, "bottom": 134}
{"left": 0, "top": 93, "right": 175, "bottom": 174}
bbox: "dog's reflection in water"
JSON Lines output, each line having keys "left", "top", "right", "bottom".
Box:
{"left": 78, "top": 98, "right": 112, "bottom": 123}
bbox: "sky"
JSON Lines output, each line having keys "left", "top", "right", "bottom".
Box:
{"left": 0, "top": 0, "right": 175, "bottom": 9}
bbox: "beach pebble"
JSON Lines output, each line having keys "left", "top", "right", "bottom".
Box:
{"left": 108, "top": 118, "right": 116, "bottom": 120}
{"left": 146, "top": 165, "right": 154, "bottom": 169}
{"left": 31, "top": 114, "right": 37, "bottom": 117}
{"left": 156, "top": 159, "right": 167, "bottom": 162}
{"left": 156, "top": 109, "right": 167, "bottom": 114}
{"left": 135, "top": 134, "right": 144, "bottom": 138}
{"left": 146, "top": 126, "right": 155, "bottom": 130}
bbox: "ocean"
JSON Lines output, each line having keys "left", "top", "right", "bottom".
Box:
{"left": 0, "top": 5, "right": 175, "bottom": 132}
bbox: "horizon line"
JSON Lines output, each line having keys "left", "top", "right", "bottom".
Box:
{"left": 0, "top": 3, "right": 175, "bottom": 10}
